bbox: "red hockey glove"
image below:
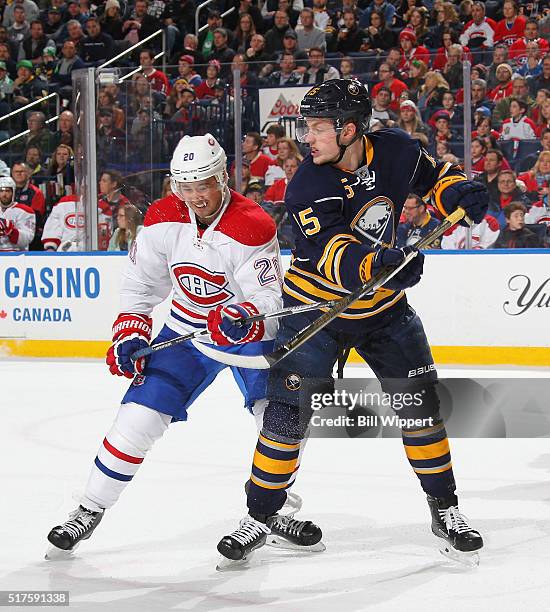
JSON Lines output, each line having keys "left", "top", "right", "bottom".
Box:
{"left": 0, "top": 219, "right": 19, "bottom": 244}
{"left": 106, "top": 313, "right": 152, "bottom": 378}
{"left": 207, "top": 302, "right": 264, "bottom": 345}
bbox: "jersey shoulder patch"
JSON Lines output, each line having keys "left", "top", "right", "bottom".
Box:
{"left": 144, "top": 194, "right": 190, "bottom": 226}
{"left": 215, "top": 190, "right": 276, "bottom": 246}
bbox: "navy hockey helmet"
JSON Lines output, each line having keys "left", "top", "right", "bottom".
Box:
{"left": 296, "top": 79, "right": 371, "bottom": 162}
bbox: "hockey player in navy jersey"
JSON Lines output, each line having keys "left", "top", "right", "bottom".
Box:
{"left": 45, "top": 134, "right": 320, "bottom": 558}
{"left": 217, "top": 80, "right": 489, "bottom": 565}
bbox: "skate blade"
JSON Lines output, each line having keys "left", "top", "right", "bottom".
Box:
{"left": 44, "top": 542, "right": 79, "bottom": 561}
{"left": 216, "top": 551, "right": 255, "bottom": 572}
{"left": 438, "top": 542, "right": 480, "bottom": 567}
{"left": 266, "top": 535, "right": 326, "bottom": 552}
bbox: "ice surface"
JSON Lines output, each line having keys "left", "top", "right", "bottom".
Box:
{"left": 1, "top": 359, "right": 550, "bottom": 612}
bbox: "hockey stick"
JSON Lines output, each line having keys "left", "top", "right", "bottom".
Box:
{"left": 190, "top": 206, "right": 470, "bottom": 370}
{"left": 130, "top": 298, "right": 348, "bottom": 361}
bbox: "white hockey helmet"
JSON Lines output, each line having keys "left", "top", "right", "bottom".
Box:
{"left": 170, "top": 133, "right": 227, "bottom": 200}
{"left": 0, "top": 176, "right": 15, "bottom": 203}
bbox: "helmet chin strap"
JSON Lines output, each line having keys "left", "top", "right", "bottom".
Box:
{"left": 319, "top": 121, "right": 364, "bottom": 165}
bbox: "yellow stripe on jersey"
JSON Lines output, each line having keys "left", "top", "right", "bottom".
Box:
{"left": 318, "top": 234, "right": 358, "bottom": 283}
{"left": 359, "top": 252, "right": 375, "bottom": 283}
{"left": 253, "top": 449, "right": 298, "bottom": 475}
{"left": 404, "top": 438, "right": 450, "bottom": 461}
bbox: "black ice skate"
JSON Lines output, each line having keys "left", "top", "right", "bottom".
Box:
{"left": 266, "top": 492, "right": 325, "bottom": 552}
{"left": 45, "top": 505, "right": 104, "bottom": 559}
{"left": 216, "top": 515, "right": 271, "bottom": 570}
{"left": 427, "top": 494, "right": 483, "bottom": 566}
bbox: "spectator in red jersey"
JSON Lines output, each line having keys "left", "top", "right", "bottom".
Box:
{"left": 263, "top": 155, "right": 299, "bottom": 208}
{"left": 493, "top": 0, "right": 526, "bottom": 47}
{"left": 517, "top": 150, "right": 550, "bottom": 202}
{"left": 488, "top": 63, "right": 513, "bottom": 103}
{"left": 371, "top": 62, "right": 408, "bottom": 112}
{"left": 509, "top": 18, "right": 549, "bottom": 65}
{"left": 139, "top": 48, "right": 170, "bottom": 95}
{"left": 459, "top": 1, "right": 496, "bottom": 51}
{"left": 432, "top": 28, "right": 461, "bottom": 71}
{"left": 397, "top": 28, "right": 429, "bottom": 78}
{"left": 499, "top": 98, "right": 537, "bottom": 140}
{"left": 194, "top": 60, "right": 221, "bottom": 99}
{"left": 242, "top": 132, "right": 276, "bottom": 180}
{"left": 471, "top": 137, "right": 487, "bottom": 177}
{"left": 494, "top": 202, "right": 542, "bottom": 248}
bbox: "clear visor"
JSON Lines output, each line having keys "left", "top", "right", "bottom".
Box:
{"left": 171, "top": 173, "right": 225, "bottom": 201}
{"left": 295, "top": 116, "right": 337, "bottom": 143}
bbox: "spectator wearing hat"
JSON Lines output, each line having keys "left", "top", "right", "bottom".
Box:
{"left": 244, "top": 178, "right": 264, "bottom": 204}
{"left": 7, "top": 5, "right": 30, "bottom": 45}
{"left": 486, "top": 44, "right": 510, "bottom": 90}
{"left": 397, "top": 28, "right": 429, "bottom": 78}
{"left": 459, "top": 1, "right": 496, "bottom": 50}
{"left": 397, "top": 99, "right": 429, "bottom": 146}
{"left": 3, "top": 0, "right": 39, "bottom": 28}
{"left": 12, "top": 59, "right": 45, "bottom": 109}
{"left": 38, "top": 46, "right": 58, "bottom": 82}
{"left": 100, "top": 0, "right": 124, "bottom": 40}
{"left": 499, "top": 98, "right": 537, "bottom": 140}
{"left": 64, "top": 1, "right": 88, "bottom": 27}
{"left": 194, "top": 59, "right": 220, "bottom": 99}
{"left": 139, "top": 48, "right": 170, "bottom": 95}
{"left": 488, "top": 63, "right": 514, "bottom": 103}
{"left": 209, "top": 28, "right": 236, "bottom": 78}
{"left": 264, "top": 10, "right": 291, "bottom": 55}
{"left": 80, "top": 16, "right": 114, "bottom": 64}
{"left": 429, "top": 109, "right": 455, "bottom": 148}
{"left": 371, "top": 62, "right": 408, "bottom": 112}
{"left": 172, "top": 54, "right": 201, "bottom": 87}
{"left": 494, "top": 0, "right": 526, "bottom": 47}
{"left": 43, "top": 7, "right": 63, "bottom": 38}
{"left": 272, "top": 29, "right": 308, "bottom": 69}
{"left": 296, "top": 8, "right": 325, "bottom": 53}
{"left": 266, "top": 51, "right": 302, "bottom": 85}
{"left": 97, "top": 107, "right": 126, "bottom": 169}
{"left": 164, "top": 78, "right": 192, "bottom": 116}
{"left": 18, "top": 20, "right": 54, "bottom": 64}
{"left": 302, "top": 46, "right": 339, "bottom": 84}
{"left": 198, "top": 10, "right": 223, "bottom": 59}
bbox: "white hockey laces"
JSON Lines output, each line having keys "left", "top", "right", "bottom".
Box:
{"left": 60, "top": 508, "right": 98, "bottom": 539}
{"left": 440, "top": 506, "right": 472, "bottom": 534}
{"left": 270, "top": 515, "right": 307, "bottom": 537}
{"left": 229, "top": 516, "right": 270, "bottom": 546}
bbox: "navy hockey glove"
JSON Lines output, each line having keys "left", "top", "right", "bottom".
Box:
{"left": 106, "top": 313, "right": 152, "bottom": 378}
{"left": 207, "top": 302, "right": 264, "bottom": 345}
{"left": 372, "top": 247, "right": 424, "bottom": 291}
{"left": 437, "top": 180, "right": 489, "bottom": 226}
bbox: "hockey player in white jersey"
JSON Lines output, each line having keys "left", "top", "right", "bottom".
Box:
{"left": 46, "top": 134, "right": 319, "bottom": 560}
{"left": 0, "top": 176, "right": 35, "bottom": 251}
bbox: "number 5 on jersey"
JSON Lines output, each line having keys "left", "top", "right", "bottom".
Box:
{"left": 297, "top": 207, "right": 321, "bottom": 236}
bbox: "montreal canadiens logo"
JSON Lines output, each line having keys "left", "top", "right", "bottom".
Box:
{"left": 351, "top": 197, "right": 394, "bottom": 246}
{"left": 171, "top": 262, "right": 234, "bottom": 307}
{"left": 65, "top": 212, "right": 85, "bottom": 229}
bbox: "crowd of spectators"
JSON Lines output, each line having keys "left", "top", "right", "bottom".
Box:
{"left": 1, "top": 0, "right": 550, "bottom": 252}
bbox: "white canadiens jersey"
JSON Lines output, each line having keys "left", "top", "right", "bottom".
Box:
{"left": 42, "top": 196, "right": 112, "bottom": 251}
{"left": 441, "top": 215, "right": 500, "bottom": 249}
{"left": 0, "top": 202, "right": 35, "bottom": 251}
{"left": 120, "top": 190, "right": 283, "bottom": 341}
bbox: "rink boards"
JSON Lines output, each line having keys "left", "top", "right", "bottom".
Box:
{"left": 0, "top": 250, "right": 548, "bottom": 366}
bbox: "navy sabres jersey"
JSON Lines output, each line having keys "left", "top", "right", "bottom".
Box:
{"left": 283, "top": 128, "right": 467, "bottom": 333}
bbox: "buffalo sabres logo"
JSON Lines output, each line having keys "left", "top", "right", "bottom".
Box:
{"left": 171, "top": 262, "right": 234, "bottom": 307}
{"left": 351, "top": 197, "right": 394, "bottom": 246}
{"left": 285, "top": 373, "right": 302, "bottom": 391}
{"left": 348, "top": 82, "right": 360, "bottom": 95}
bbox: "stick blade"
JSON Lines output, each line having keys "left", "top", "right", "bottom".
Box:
{"left": 191, "top": 341, "right": 272, "bottom": 369}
